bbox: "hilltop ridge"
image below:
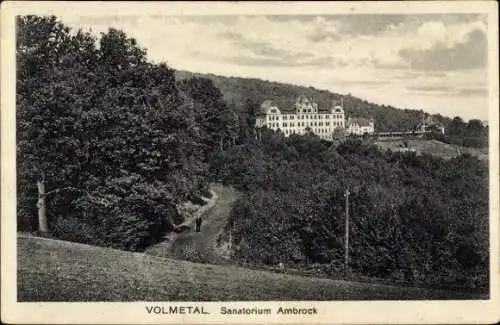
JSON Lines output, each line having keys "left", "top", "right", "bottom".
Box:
{"left": 174, "top": 70, "right": 451, "bottom": 132}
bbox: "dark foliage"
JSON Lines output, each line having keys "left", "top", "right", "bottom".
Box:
{"left": 17, "top": 15, "right": 489, "bottom": 294}
{"left": 16, "top": 16, "right": 236, "bottom": 250}
{"left": 212, "top": 135, "right": 489, "bottom": 291}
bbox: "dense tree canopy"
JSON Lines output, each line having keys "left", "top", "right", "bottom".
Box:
{"left": 178, "top": 77, "right": 239, "bottom": 153}
{"left": 17, "top": 16, "right": 236, "bottom": 250}
{"left": 211, "top": 136, "right": 489, "bottom": 291}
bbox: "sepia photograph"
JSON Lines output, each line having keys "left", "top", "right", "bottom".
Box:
{"left": 1, "top": 1, "right": 499, "bottom": 324}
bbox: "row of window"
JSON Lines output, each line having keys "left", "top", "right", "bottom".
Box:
{"left": 268, "top": 114, "right": 344, "bottom": 121}
{"left": 268, "top": 121, "right": 344, "bottom": 128}
{"left": 265, "top": 122, "right": 344, "bottom": 129}
{"left": 282, "top": 128, "right": 334, "bottom": 135}
{"left": 297, "top": 108, "right": 316, "bottom": 113}
{"left": 284, "top": 132, "right": 336, "bottom": 140}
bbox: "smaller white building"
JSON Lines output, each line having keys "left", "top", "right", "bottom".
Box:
{"left": 417, "top": 116, "right": 445, "bottom": 135}
{"left": 346, "top": 117, "right": 375, "bottom": 135}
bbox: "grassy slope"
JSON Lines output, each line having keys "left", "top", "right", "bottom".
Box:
{"left": 375, "top": 139, "right": 489, "bottom": 160}
{"left": 17, "top": 235, "right": 484, "bottom": 301}
{"left": 375, "top": 139, "right": 459, "bottom": 159}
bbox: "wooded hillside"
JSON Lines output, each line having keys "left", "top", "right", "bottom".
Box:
{"left": 211, "top": 132, "right": 489, "bottom": 292}
{"left": 175, "top": 71, "right": 488, "bottom": 148}
{"left": 175, "top": 71, "right": 450, "bottom": 132}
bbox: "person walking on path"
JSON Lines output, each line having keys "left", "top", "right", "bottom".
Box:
{"left": 195, "top": 216, "right": 202, "bottom": 233}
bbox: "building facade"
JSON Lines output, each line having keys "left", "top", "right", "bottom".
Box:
{"left": 255, "top": 95, "right": 347, "bottom": 141}
{"left": 346, "top": 117, "right": 375, "bottom": 135}
{"left": 416, "top": 116, "right": 445, "bottom": 135}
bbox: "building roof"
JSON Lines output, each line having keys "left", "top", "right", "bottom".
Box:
{"left": 424, "top": 116, "right": 445, "bottom": 127}
{"left": 259, "top": 96, "right": 343, "bottom": 113}
{"left": 347, "top": 117, "right": 373, "bottom": 127}
{"left": 294, "top": 95, "right": 319, "bottom": 111}
{"left": 296, "top": 95, "right": 313, "bottom": 105}
{"left": 260, "top": 100, "right": 275, "bottom": 109}
{"left": 257, "top": 100, "right": 278, "bottom": 115}
{"left": 416, "top": 119, "right": 445, "bottom": 130}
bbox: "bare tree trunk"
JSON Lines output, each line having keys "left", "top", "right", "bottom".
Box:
{"left": 37, "top": 180, "right": 48, "bottom": 233}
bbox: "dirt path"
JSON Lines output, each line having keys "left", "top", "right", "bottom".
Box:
{"left": 146, "top": 184, "right": 240, "bottom": 264}
{"left": 168, "top": 184, "right": 240, "bottom": 264}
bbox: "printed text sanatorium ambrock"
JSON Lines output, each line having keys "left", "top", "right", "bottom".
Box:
{"left": 146, "top": 305, "right": 318, "bottom": 315}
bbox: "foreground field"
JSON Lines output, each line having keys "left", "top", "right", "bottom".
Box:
{"left": 17, "top": 235, "right": 484, "bottom": 301}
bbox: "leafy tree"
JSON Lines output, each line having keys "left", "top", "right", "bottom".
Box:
{"left": 17, "top": 16, "right": 210, "bottom": 250}
{"left": 178, "top": 77, "right": 238, "bottom": 153}
{"left": 448, "top": 117, "right": 466, "bottom": 136}
{"left": 17, "top": 15, "right": 99, "bottom": 232}
{"left": 331, "top": 127, "right": 346, "bottom": 143}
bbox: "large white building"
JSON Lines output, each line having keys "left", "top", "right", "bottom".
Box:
{"left": 255, "top": 95, "right": 347, "bottom": 141}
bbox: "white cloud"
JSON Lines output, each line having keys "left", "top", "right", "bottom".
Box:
{"left": 417, "top": 21, "right": 449, "bottom": 46}
{"left": 55, "top": 13, "right": 488, "bottom": 120}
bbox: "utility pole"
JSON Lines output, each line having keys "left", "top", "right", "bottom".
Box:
{"left": 344, "top": 189, "right": 350, "bottom": 274}
{"left": 421, "top": 112, "right": 426, "bottom": 133}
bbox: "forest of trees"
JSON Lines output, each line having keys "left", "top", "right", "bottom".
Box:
{"left": 17, "top": 16, "right": 489, "bottom": 292}
{"left": 427, "top": 117, "right": 489, "bottom": 148}
{"left": 211, "top": 132, "right": 489, "bottom": 291}
{"left": 17, "top": 16, "right": 238, "bottom": 250}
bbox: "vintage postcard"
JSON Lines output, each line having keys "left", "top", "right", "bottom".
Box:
{"left": 1, "top": 1, "right": 499, "bottom": 324}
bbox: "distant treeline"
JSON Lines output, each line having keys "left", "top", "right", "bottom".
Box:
{"left": 176, "top": 71, "right": 489, "bottom": 149}
{"left": 426, "top": 117, "right": 488, "bottom": 148}
{"left": 175, "top": 70, "right": 439, "bottom": 132}
{"left": 211, "top": 131, "right": 489, "bottom": 291}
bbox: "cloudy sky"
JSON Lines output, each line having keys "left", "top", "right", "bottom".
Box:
{"left": 61, "top": 13, "right": 489, "bottom": 120}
